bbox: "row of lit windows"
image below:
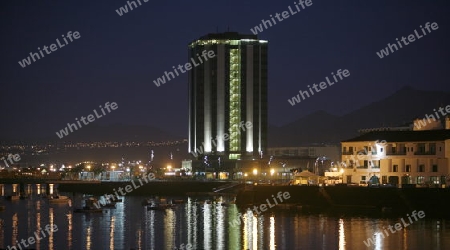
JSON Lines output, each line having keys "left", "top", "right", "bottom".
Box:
{"left": 189, "top": 39, "right": 268, "bottom": 47}
{"left": 391, "top": 164, "right": 438, "bottom": 172}
{"left": 379, "top": 176, "right": 444, "bottom": 185}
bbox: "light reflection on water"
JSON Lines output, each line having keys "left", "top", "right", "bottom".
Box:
{"left": 339, "top": 218, "right": 345, "bottom": 250}
{"left": 0, "top": 184, "right": 449, "bottom": 250}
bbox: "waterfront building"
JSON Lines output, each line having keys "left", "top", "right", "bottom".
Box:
{"left": 188, "top": 32, "right": 268, "bottom": 160}
{"left": 340, "top": 124, "right": 450, "bottom": 187}
{"left": 268, "top": 145, "right": 340, "bottom": 165}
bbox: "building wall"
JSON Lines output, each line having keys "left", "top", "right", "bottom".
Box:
{"left": 341, "top": 140, "right": 449, "bottom": 187}
{"left": 268, "top": 146, "right": 340, "bottom": 162}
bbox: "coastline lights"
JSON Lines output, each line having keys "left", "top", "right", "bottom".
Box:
{"left": 165, "top": 165, "right": 176, "bottom": 176}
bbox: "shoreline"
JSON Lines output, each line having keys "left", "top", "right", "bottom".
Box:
{"left": 2, "top": 180, "right": 450, "bottom": 217}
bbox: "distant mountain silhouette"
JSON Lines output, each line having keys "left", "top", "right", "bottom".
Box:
{"left": 49, "top": 123, "right": 183, "bottom": 142}
{"left": 268, "top": 86, "right": 450, "bottom": 146}
{"left": 4, "top": 86, "right": 450, "bottom": 146}
{"left": 68, "top": 123, "right": 182, "bottom": 142}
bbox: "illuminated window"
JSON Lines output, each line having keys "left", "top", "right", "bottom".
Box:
{"left": 229, "top": 154, "right": 240, "bottom": 160}
{"left": 229, "top": 48, "right": 241, "bottom": 153}
{"left": 430, "top": 176, "right": 439, "bottom": 184}
{"left": 381, "top": 176, "right": 387, "bottom": 184}
{"left": 417, "top": 176, "right": 425, "bottom": 184}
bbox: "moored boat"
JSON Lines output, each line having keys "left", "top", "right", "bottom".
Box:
{"left": 48, "top": 195, "right": 70, "bottom": 204}
{"left": 73, "top": 197, "right": 104, "bottom": 213}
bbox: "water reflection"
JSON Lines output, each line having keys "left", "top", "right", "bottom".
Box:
{"left": 203, "top": 203, "right": 211, "bottom": 249}
{"left": 215, "top": 203, "right": 225, "bottom": 250}
{"left": 12, "top": 213, "right": 18, "bottom": 248}
{"left": 49, "top": 207, "right": 54, "bottom": 250}
{"left": 109, "top": 216, "right": 115, "bottom": 250}
{"left": 164, "top": 209, "right": 176, "bottom": 249}
{"left": 339, "top": 218, "right": 345, "bottom": 250}
{"left": 0, "top": 184, "right": 449, "bottom": 250}
{"left": 269, "top": 216, "right": 275, "bottom": 250}
{"left": 67, "top": 212, "right": 72, "bottom": 250}
{"left": 36, "top": 205, "right": 41, "bottom": 249}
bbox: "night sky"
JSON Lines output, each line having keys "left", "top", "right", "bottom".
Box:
{"left": 1, "top": 0, "right": 449, "bottom": 140}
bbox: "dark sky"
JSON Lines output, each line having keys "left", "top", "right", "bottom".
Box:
{"left": 1, "top": 0, "right": 449, "bottom": 139}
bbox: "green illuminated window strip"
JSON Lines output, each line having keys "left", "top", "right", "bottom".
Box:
{"left": 229, "top": 48, "right": 241, "bottom": 152}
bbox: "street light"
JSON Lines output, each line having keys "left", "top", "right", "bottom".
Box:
{"left": 126, "top": 167, "right": 130, "bottom": 180}
{"left": 87, "top": 165, "right": 91, "bottom": 180}
{"left": 280, "top": 162, "right": 286, "bottom": 183}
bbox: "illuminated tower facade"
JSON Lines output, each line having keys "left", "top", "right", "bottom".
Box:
{"left": 188, "top": 32, "right": 268, "bottom": 160}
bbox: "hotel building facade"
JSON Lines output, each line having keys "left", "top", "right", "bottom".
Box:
{"left": 188, "top": 32, "right": 268, "bottom": 160}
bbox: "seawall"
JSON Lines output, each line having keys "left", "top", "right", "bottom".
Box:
{"left": 235, "top": 185, "right": 450, "bottom": 217}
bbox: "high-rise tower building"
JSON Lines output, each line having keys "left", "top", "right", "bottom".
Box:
{"left": 188, "top": 32, "right": 268, "bottom": 160}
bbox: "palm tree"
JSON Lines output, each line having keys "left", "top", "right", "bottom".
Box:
{"left": 91, "top": 164, "right": 105, "bottom": 180}
{"left": 69, "top": 164, "right": 84, "bottom": 180}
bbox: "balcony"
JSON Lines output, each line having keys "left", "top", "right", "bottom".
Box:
{"left": 342, "top": 151, "right": 354, "bottom": 155}
{"left": 414, "top": 151, "right": 436, "bottom": 155}
{"left": 386, "top": 151, "right": 406, "bottom": 155}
